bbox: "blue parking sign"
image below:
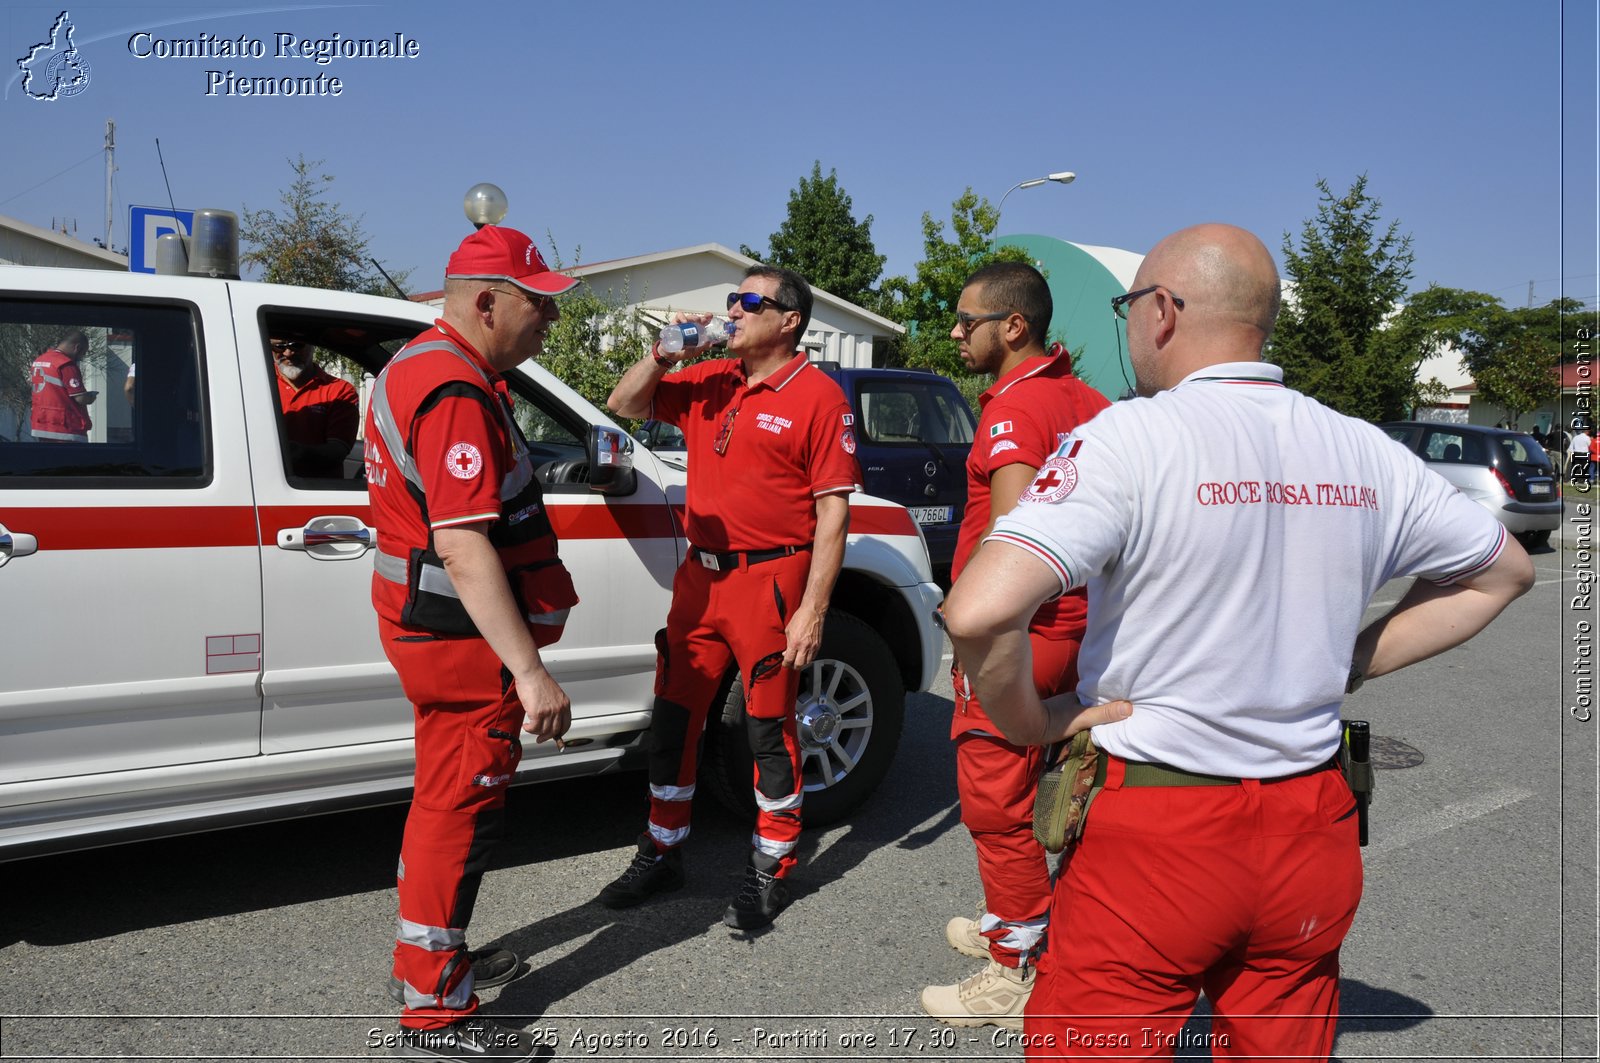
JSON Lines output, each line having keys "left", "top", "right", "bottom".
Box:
{"left": 128, "top": 206, "right": 195, "bottom": 274}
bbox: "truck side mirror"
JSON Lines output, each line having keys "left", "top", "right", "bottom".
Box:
{"left": 587, "top": 423, "right": 636, "bottom": 496}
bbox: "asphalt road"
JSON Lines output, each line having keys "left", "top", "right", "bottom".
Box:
{"left": 1, "top": 531, "right": 1593, "bottom": 1062}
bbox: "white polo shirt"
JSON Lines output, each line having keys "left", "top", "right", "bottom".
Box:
{"left": 987, "top": 361, "right": 1507, "bottom": 778}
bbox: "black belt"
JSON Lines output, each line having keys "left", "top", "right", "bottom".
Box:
{"left": 1093, "top": 753, "right": 1342, "bottom": 788}
{"left": 690, "top": 544, "right": 808, "bottom": 572}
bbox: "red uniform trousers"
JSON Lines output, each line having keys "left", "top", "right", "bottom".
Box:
{"left": 381, "top": 619, "right": 524, "bottom": 1031}
{"left": 1023, "top": 758, "right": 1363, "bottom": 1061}
{"left": 647, "top": 551, "right": 810, "bottom": 875}
{"left": 951, "top": 632, "right": 1080, "bottom": 968}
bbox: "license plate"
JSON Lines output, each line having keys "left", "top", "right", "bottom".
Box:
{"left": 908, "top": 505, "right": 953, "bottom": 525}
{"left": 1529, "top": 482, "right": 1552, "bottom": 497}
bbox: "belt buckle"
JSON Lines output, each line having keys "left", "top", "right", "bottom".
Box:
{"left": 699, "top": 550, "right": 720, "bottom": 572}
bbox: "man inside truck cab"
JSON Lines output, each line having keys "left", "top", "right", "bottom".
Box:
{"left": 270, "top": 334, "right": 359, "bottom": 479}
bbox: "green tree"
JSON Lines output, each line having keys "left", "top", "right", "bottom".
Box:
{"left": 537, "top": 281, "right": 655, "bottom": 416}
{"left": 240, "top": 155, "right": 409, "bottom": 295}
{"left": 536, "top": 240, "right": 654, "bottom": 416}
{"left": 1270, "top": 175, "right": 1416, "bottom": 421}
{"left": 878, "top": 188, "right": 1032, "bottom": 380}
{"left": 741, "top": 162, "right": 885, "bottom": 307}
{"left": 1396, "top": 286, "right": 1568, "bottom": 425}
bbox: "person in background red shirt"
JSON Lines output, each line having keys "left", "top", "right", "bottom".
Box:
{"left": 271, "top": 336, "right": 359, "bottom": 478}
{"left": 30, "top": 329, "right": 95, "bottom": 442}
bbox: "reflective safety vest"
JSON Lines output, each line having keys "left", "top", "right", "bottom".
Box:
{"left": 30, "top": 349, "right": 92, "bottom": 441}
{"left": 367, "top": 339, "right": 578, "bottom": 644}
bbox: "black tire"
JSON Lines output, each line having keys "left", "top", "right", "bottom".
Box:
{"left": 1516, "top": 529, "right": 1551, "bottom": 550}
{"left": 703, "top": 611, "right": 905, "bottom": 828}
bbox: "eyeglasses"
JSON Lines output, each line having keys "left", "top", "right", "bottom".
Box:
{"left": 1110, "top": 285, "right": 1185, "bottom": 320}
{"left": 490, "top": 287, "right": 555, "bottom": 314}
{"left": 955, "top": 310, "right": 1010, "bottom": 337}
{"left": 270, "top": 340, "right": 301, "bottom": 354}
{"left": 726, "top": 291, "right": 794, "bottom": 314}
{"left": 714, "top": 405, "right": 740, "bottom": 456}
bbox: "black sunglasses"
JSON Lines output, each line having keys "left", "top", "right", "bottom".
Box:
{"left": 1111, "top": 285, "right": 1185, "bottom": 320}
{"left": 726, "top": 291, "right": 794, "bottom": 314}
{"left": 955, "top": 310, "right": 1010, "bottom": 337}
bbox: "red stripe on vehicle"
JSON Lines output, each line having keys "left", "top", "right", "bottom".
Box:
{"left": 0, "top": 506, "right": 261, "bottom": 549}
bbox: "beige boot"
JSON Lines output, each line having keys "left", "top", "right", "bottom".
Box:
{"left": 944, "top": 913, "right": 990, "bottom": 960}
{"left": 920, "top": 959, "right": 1033, "bottom": 1030}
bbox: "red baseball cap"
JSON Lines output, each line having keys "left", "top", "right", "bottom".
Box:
{"left": 445, "top": 225, "right": 579, "bottom": 296}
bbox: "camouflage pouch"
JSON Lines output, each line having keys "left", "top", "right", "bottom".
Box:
{"left": 1032, "top": 730, "right": 1102, "bottom": 854}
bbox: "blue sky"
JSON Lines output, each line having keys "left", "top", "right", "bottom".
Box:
{"left": 3, "top": 0, "right": 1595, "bottom": 311}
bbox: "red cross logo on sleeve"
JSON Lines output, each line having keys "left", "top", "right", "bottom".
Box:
{"left": 446, "top": 442, "right": 484, "bottom": 480}
{"left": 1031, "top": 469, "right": 1065, "bottom": 495}
{"left": 1021, "top": 455, "right": 1079, "bottom": 504}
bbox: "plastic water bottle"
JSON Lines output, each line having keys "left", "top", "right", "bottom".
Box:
{"left": 658, "top": 316, "right": 735, "bottom": 355}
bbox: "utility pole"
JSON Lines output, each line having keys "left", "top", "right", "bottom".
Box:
{"left": 1527, "top": 280, "right": 1534, "bottom": 308}
{"left": 104, "top": 119, "right": 116, "bottom": 251}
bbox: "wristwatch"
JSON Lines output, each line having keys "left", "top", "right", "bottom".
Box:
{"left": 1345, "top": 662, "right": 1365, "bottom": 695}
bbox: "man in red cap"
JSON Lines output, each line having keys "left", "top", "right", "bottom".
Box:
{"left": 600, "top": 265, "right": 861, "bottom": 931}
{"left": 365, "top": 225, "right": 579, "bottom": 1061}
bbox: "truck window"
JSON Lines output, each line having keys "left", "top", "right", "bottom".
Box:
{"left": 0, "top": 299, "right": 207, "bottom": 483}
{"left": 505, "top": 374, "right": 591, "bottom": 493}
{"left": 256, "top": 311, "right": 417, "bottom": 491}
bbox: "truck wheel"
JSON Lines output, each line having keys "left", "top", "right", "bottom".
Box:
{"left": 704, "top": 612, "right": 904, "bottom": 828}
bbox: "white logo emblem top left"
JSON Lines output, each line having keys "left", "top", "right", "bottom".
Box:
{"left": 447, "top": 442, "right": 484, "bottom": 480}
{"left": 18, "top": 11, "right": 92, "bottom": 101}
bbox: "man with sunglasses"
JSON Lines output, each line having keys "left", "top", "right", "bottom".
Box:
{"left": 270, "top": 334, "right": 359, "bottom": 478}
{"left": 602, "top": 265, "right": 861, "bottom": 930}
{"left": 921, "top": 263, "right": 1109, "bottom": 1029}
{"left": 364, "top": 225, "right": 579, "bottom": 1061}
{"left": 942, "top": 223, "right": 1532, "bottom": 1059}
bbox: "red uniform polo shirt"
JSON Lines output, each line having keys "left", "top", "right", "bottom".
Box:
{"left": 29, "top": 348, "right": 92, "bottom": 440}
{"left": 277, "top": 363, "right": 359, "bottom": 473}
{"left": 953, "top": 344, "right": 1110, "bottom": 639}
{"left": 652, "top": 352, "right": 861, "bottom": 552}
{"left": 364, "top": 321, "right": 516, "bottom": 625}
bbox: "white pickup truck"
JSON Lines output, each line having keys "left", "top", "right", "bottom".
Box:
{"left": 0, "top": 264, "right": 945, "bottom": 861}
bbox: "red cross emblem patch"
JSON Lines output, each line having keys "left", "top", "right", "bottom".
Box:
{"left": 1022, "top": 442, "right": 1082, "bottom": 504}
{"left": 447, "top": 442, "right": 483, "bottom": 480}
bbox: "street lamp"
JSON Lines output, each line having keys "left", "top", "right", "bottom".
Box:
{"left": 994, "top": 171, "right": 1076, "bottom": 241}
{"left": 463, "top": 183, "right": 509, "bottom": 229}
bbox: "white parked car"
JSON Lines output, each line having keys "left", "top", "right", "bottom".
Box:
{"left": 0, "top": 264, "right": 945, "bottom": 861}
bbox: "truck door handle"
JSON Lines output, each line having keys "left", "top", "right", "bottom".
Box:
{"left": 0, "top": 526, "right": 39, "bottom": 568}
{"left": 276, "top": 515, "right": 374, "bottom": 560}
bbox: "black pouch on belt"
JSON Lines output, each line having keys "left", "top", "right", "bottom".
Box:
{"left": 1032, "top": 730, "right": 1102, "bottom": 855}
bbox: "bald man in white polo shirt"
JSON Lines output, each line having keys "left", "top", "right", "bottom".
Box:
{"left": 943, "top": 223, "right": 1533, "bottom": 1060}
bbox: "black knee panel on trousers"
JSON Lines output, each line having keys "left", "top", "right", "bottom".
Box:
{"left": 451, "top": 802, "right": 506, "bottom": 929}
{"left": 648, "top": 696, "right": 694, "bottom": 786}
{"left": 747, "top": 715, "right": 797, "bottom": 798}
